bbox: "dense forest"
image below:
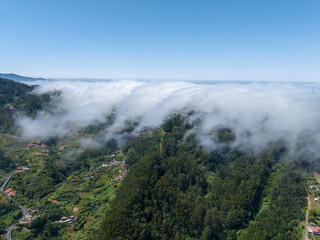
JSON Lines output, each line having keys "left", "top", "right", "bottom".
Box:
{"left": 100, "top": 116, "right": 306, "bottom": 240}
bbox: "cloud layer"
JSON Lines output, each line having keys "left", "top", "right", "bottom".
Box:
{"left": 15, "top": 79, "right": 320, "bottom": 159}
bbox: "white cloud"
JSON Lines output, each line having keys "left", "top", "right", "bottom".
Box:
{"left": 14, "top": 79, "right": 320, "bottom": 159}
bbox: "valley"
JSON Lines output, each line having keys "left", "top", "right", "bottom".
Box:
{"left": 0, "top": 77, "right": 318, "bottom": 240}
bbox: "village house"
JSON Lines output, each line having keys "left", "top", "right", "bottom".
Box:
{"left": 16, "top": 166, "right": 30, "bottom": 173}
{"left": 101, "top": 159, "right": 124, "bottom": 168}
{"left": 114, "top": 175, "right": 122, "bottom": 181}
{"left": 58, "top": 216, "right": 79, "bottom": 224}
{"left": 31, "top": 208, "right": 39, "bottom": 214}
{"left": 27, "top": 143, "right": 35, "bottom": 150}
{"left": 23, "top": 167, "right": 30, "bottom": 172}
{"left": 310, "top": 226, "right": 320, "bottom": 235}
{"left": 83, "top": 175, "right": 94, "bottom": 180}
{"left": 310, "top": 185, "right": 319, "bottom": 192}
{"left": 41, "top": 144, "right": 47, "bottom": 149}
{"left": 4, "top": 188, "right": 16, "bottom": 196}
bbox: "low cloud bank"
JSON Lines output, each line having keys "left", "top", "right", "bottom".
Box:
{"left": 14, "top": 79, "right": 320, "bottom": 159}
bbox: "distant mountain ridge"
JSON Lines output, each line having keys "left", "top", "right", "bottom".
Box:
{"left": 0, "top": 73, "right": 45, "bottom": 82}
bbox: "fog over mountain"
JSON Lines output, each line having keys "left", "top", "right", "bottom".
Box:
{"left": 14, "top": 79, "right": 320, "bottom": 160}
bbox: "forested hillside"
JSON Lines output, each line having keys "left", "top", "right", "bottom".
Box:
{"left": 0, "top": 78, "right": 50, "bottom": 133}
{"left": 100, "top": 116, "right": 306, "bottom": 240}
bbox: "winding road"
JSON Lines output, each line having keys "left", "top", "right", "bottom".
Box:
{"left": 1, "top": 170, "right": 29, "bottom": 240}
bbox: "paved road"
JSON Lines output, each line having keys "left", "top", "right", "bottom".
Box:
{"left": 4, "top": 224, "right": 15, "bottom": 240}
{"left": 1, "top": 170, "right": 29, "bottom": 240}
{"left": 0, "top": 170, "right": 14, "bottom": 192}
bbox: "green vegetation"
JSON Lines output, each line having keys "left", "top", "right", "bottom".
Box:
{"left": 0, "top": 149, "right": 14, "bottom": 172}
{"left": 0, "top": 79, "right": 311, "bottom": 239}
{"left": 0, "top": 194, "right": 20, "bottom": 234}
{"left": 304, "top": 174, "right": 320, "bottom": 240}
{"left": 100, "top": 116, "right": 306, "bottom": 240}
{"left": 238, "top": 164, "right": 306, "bottom": 239}
{"left": 0, "top": 77, "right": 51, "bottom": 133}
{"left": 4, "top": 139, "right": 122, "bottom": 239}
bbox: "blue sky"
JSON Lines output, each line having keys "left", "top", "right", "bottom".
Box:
{"left": 0, "top": 0, "right": 319, "bottom": 81}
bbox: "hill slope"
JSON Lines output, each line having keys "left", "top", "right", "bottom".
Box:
{"left": 0, "top": 78, "right": 50, "bottom": 133}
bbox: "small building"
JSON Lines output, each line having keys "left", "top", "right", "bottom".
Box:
{"left": 4, "top": 188, "right": 16, "bottom": 196}
{"left": 115, "top": 175, "right": 123, "bottom": 181}
{"left": 16, "top": 166, "right": 30, "bottom": 173}
{"left": 27, "top": 144, "right": 35, "bottom": 150}
{"left": 114, "top": 161, "right": 121, "bottom": 166}
{"left": 310, "top": 227, "right": 320, "bottom": 235}
{"left": 31, "top": 208, "right": 39, "bottom": 213}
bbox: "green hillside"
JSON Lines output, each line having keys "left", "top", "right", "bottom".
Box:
{"left": 0, "top": 79, "right": 312, "bottom": 240}
{"left": 0, "top": 77, "right": 50, "bottom": 133}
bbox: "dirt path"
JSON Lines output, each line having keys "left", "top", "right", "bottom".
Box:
{"left": 305, "top": 194, "right": 311, "bottom": 240}
{"left": 159, "top": 129, "right": 166, "bottom": 153}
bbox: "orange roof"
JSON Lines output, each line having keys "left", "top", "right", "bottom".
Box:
{"left": 5, "top": 188, "right": 16, "bottom": 196}
{"left": 311, "top": 227, "right": 320, "bottom": 233}
{"left": 115, "top": 176, "right": 122, "bottom": 181}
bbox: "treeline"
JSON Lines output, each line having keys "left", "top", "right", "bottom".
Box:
{"left": 238, "top": 164, "right": 306, "bottom": 239}
{"left": 99, "top": 115, "right": 305, "bottom": 240}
